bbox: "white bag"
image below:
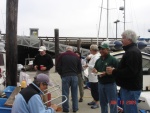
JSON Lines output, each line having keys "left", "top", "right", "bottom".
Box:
{"left": 83, "top": 67, "right": 89, "bottom": 78}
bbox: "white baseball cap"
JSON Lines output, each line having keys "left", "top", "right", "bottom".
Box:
{"left": 38, "top": 46, "right": 46, "bottom": 51}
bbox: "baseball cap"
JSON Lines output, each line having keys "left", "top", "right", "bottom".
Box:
{"left": 36, "top": 73, "right": 51, "bottom": 86}
{"left": 38, "top": 46, "right": 46, "bottom": 51}
{"left": 99, "top": 43, "right": 109, "bottom": 49}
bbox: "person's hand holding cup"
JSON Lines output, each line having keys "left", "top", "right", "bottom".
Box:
{"left": 40, "top": 65, "right": 44, "bottom": 70}
{"left": 106, "top": 66, "right": 114, "bottom": 75}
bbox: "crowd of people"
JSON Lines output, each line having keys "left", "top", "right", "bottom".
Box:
{"left": 12, "top": 30, "right": 143, "bottom": 113}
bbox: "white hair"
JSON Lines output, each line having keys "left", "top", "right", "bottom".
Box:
{"left": 66, "top": 46, "right": 73, "bottom": 51}
{"left": 121, "top": 30, "right": 138, "bottom": 43}
{"left": 90, "top": 44, "right": 99, "bottom": 51}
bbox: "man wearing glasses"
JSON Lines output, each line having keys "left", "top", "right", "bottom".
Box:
{"left": 12, "top": 73, "right": 57, "bottom": 113}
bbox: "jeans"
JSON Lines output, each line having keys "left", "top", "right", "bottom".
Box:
{"left": 62, "top": 76, "right": 78, "bottom": 111}
{"left": 98, "top": 82, "right": 118, "bottom": 113}
{"left": 120, "top": 88, "right": 141, "bottom": 113}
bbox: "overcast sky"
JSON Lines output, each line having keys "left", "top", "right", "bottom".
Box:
{"left": 0, "top": 0, "right": 150, "bottom": 38}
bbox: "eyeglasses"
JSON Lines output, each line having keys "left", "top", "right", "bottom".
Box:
{"left": 42, "top": 82, "right": 48, "bottom": 86}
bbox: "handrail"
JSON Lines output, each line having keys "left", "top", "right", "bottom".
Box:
{"left": 44, "top": 87, "right": 60, "bottom": 95}
{"left": 44, "top": 95, "right": 67, "bottom": 106}
{"left": 44, "top": 85, "right": 60, "bottom": 92}
{"left": 38, "top": 37, "right": 122, "bottom": 42}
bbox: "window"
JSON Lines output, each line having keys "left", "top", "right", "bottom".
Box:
{"left": 142, "top": 58, "right": 150, "bottom": 75}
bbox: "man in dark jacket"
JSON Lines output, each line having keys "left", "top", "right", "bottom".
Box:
{"left": 106, "top": 30, "right": 143, "bottom": 113}
{"left": 33, "top": 46, "right": 54, "bottom": 76}
{"left": 56, "top": 46, "right": 82, "bottom": 113}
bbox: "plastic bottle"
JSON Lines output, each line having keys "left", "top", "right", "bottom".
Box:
{"left": 21, "top": 76, "right": 27, "bottom": 89}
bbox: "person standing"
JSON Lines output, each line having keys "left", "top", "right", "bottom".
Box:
{"left": 56, "top": 46, "right": 82, "bottom": 113}
{"left": 33, "top": 46, "right": 54, "bottom": 106}
{"left": 106, "top": 30, "right": 143, "bottom": 113}
{"left": 33, "top": 46, "right": 54, "bottom": 76}
{"left": 92, "top": 43, "right": 119, "bottom": 113}
{"left": 74, "top": 51, "right": 86, "bottom": 102}
{"left": 85, "top": 44, "right": 100, "bottom": 109}
{"left": 12, "top": 73, "right": 58, "bottom": 113}
{"left": 83, "top": 54, "right": 93, "bottom": 89}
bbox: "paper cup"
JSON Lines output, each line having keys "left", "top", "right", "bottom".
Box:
{"left": 40, "top": 65, "right": 44, "bottom": 70}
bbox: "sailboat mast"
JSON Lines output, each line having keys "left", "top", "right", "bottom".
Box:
{"left": 97, "top": 0, "right": 104, "bottom": 45}
{"left": 106, "top": 0, "right": 109, "bottom": 41}
{"left": 124, "top": 0, "right": 125, "bottom": 31}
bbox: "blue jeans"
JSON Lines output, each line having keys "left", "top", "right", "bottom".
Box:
{"left": 62, "top": 76, "right": 78, "bottom": 111}
{"left": 98, "top": 82, "right": 118, "bottom": 113}
{"left": 120, "top": 88, "right": 141, "bottom": 113}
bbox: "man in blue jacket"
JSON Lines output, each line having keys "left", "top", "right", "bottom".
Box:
{"left": 11, "top": 73, "right": 57, "bottom": 113}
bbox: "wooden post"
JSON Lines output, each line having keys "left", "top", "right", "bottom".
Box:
{"left": 6, "top": 0, "right": 18, "bottom": 86}
{"left": 0, "top": 30, "right": 1, "bottom": 40}
{"left": 54, "top": 29, "right": 59, "bottom": 72}
{"left": 40, "top": 39, "right": 43, "bottom": 46}
{"left": 77, "top": 39, "right": 81, "bottom": 52}
{"left": 91, "top": 38, "right": 93, "bottom": 44}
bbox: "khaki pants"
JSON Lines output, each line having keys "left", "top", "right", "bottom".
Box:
{"left": 78, "top": 73, "right": 84, "bottom": 98}
{"left": 35, "top": 70, "right": 50, "bottom": 76}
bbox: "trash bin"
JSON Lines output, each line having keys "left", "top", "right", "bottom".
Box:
{"left": 3, "top": 86, "right": 16, "bottom": 98}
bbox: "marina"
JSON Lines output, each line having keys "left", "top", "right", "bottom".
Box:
{"left": 0, "top": 0, "right": 150, "bottom": 113}
{"left": 1, "top": 39, "right": 150, "bottom": 112}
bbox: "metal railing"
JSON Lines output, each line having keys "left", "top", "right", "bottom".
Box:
{"left": 17, "top": 36, "right": 90, "bottom": 57}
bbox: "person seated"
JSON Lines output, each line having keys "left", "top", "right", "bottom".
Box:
{"left": 12, "top": 73, "right": 58, "bottom": 113}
